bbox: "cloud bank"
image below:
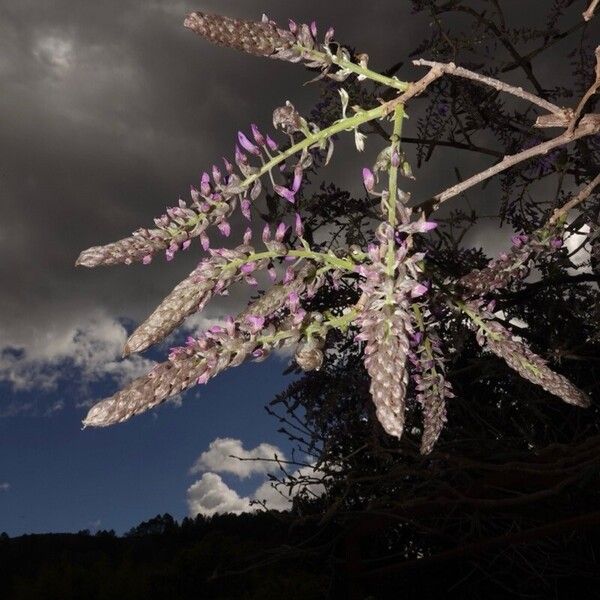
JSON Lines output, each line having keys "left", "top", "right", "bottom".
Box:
{"left": 186, "top": 437, "right": 326, "bottom": 517}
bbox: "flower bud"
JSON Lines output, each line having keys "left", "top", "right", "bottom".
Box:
{"left": 238, "top": 131, "right": 261, "bottom": 156}
{"left": 295, "top": 338, "right": 324, "bottom": 371}
{"left": 362, "top": 167, "right": 375, "bottom": 192}
{"left": 250, "top": 124, "right": 265, "bottom": 147}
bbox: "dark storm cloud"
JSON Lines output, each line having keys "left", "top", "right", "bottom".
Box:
{"left": 0, "top": 0, "right": 427, "bottom": 350}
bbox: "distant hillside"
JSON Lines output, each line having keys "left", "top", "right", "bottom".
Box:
{"left": 0, "top": 513, "right": 329, "bottom": 600}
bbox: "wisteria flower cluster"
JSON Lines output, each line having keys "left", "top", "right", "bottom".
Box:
{"left": 77, "top": 12, "right": 595, "bottom": 454}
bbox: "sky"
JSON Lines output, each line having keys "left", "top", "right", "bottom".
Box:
{"left": 0, "top": 0, "right": 596, "bottom": 536}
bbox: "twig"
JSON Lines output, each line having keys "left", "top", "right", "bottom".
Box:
{"left": 534, "top": 112, "right": 598, "bottom": 128}
{"left": 439, "top": 4, "right": 545, "bottom": 95}
{"left": 430, "top": 119, "right": 599, "bottom": 209}
{"left": 412, "top": 59, "right": 565, "bottom": 116}
{"left": 583, "top": 0, "right": 600, "bottom": 21}
{"left": 549, "top": 172, "right": 600, "bottom": 225}
{"left": 568, "top": 46, "right": 600, "bottom": 131}
{"left": 385, "top": 65, "right": 445, "bottom": 113}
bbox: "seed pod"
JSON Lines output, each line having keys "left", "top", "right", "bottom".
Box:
{"left": 184, "top": 12, "right": 294, "bottom": 57}
{"left": 295, "top": 337, "right": 324, "bottom": 371}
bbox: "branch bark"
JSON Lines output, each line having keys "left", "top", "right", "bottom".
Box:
{"left": 583, "top": 0, "right": 600, "bottom": 21}
{"left": 429, "top": 119, "right": 599, "bottom": 209}
{"left": 412, "top": 59, "right": 565, "bottom": 115}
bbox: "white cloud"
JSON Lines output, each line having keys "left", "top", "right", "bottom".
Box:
{"left": 187, "top": 437, "right": 329, "bottom": 517}
{"left": 0, "top": 482, "right": 10, "bottom": 492}
{"left": 0, "top": 310, "right": 155, "bottom": 415}
{"left": 252, "top": 478, "right": 295, "bottom": 511}
{"left": 565, "top": 222, "right": 592, "bottom": 274}
{"left": 190, "top": 437, "right": 285, "bottom": 479}
{"left": 493, "top": 310, "right": 528, "bottom": 330}
{"left": 187, "top": 473, "right": 252, "bottom": 517}
{"left": 33, "top": 36, "right": 74, "bottom": 71}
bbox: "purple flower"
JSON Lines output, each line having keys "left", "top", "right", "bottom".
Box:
{"left": 222, "top": 156, "right": 234, "bottom": 174}
{"left": 182, "top": 240, "right": 191, "bottom": 251}
{"left": 251, "top": 124, "right": 265, "bottom": 147}
{"left": 283, "top": 267, "right": 294, "bottom": 284}
{"left": 142, "top": 254, "right": 152, "bottom": 265}
{"left": 200, "top": 232, "right": 210, "bottom": 251}
{"left": 262, "top": 223, "right": 271, "bottom": 243}
{"left": 223, "top": 315, "right": 236, "bottom": 337}
{"left": 292, "top": 308, "right": 306, "bottom": 326}
{"left": 235, "top": 144, "right": 248, "bottom": 167}
{"left": 288, "top": 19, "right": 298, "bottom": 34}
{"left": 245, "top": 314, "right": 265, "bottom": 333}
{"left": 411, "top": 282, "right": 429, "bottom": 298}
{"left": 218, "top": 221, "right": 231, "bottom": 237}
{"left": 266, "top": 135, "right": 278, "bottom": 152}
{"left": 275, "top": 222, "right": 287, "bottom": 241}
{"left": 241, "top": 198, "right": 251, "bottom": 220}
{"left": 243, "top": 227, "right": 252, "bottom": 245}
{"left": 292, "top": 164, "right": 303, "bottom": 193}
{"left": 416, "top": 220, "right": 438, "bottom": 233}
{"left": 295, "top": 212, "right": 304, "bottom": 237}
{"left": 310, "top": 21, "right": 317, "bottom": 37}
{"left": 550, "top": 237, "right": 563, "bottom": 249}
{"left": 362, "top": 167, "right": 375, "bottom": 192}
{"left": 511, "top": 233, "right": 529, "bottom": 248}
{"left": 238, "top": 131, "right": 261, "bottom": 156}
{"left": 240, "top": 262, "right": 256, "bottom": 274}
{"left": 274, "top": 184, "right": 296, "bottom": 203}
{"left": 212, "top": 164, "right": 222, "bottom": 184}
{"left": 197, "top": 372, "right": 211, "bottom": 385}
{"left": 200, "top": 172, "right": 211, "bottom": 196}
{"left": 287, "top": 291, "right": 300, "bottom": 312}
{"left": 166, "top": 243, "right": 178, "bottom": 261}
{"left": 267, "top": 266, "right": 277, "bottom": 281}
{"left": 391, "top": 151, "right": 400, "bottom": 168}
{"left": 411, "top": 332, "right": 423, "bottom": 346}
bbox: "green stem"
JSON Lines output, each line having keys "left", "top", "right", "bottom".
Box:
{"left": 411, "top": 304, "right": 439, "bottom": 378}
{"left": 245, "top": 104, "right": 397, "bottom": 188}
{"left": 454, "top": 300, "right": 503, "bottom": 341}
{"left": 227, "top": 248, "right": 355, "bottom": 272}
{"left": 385, "top": 106, "right": 405, "bottom": 275}
{"left": 387, "top": 107, "right": 404, "bottom": 227}
{"left": 324, "top": 309, "right": 358, "bottom": 332}
{"left": 257, "top": 307, "right": 358, "bottom": 348}
{"left": 301, "top": 46, "right": 409, "bottom": 91}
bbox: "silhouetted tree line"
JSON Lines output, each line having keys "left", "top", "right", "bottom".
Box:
{"left": 0, "top": 512, "right": 332, "bottom": 599}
